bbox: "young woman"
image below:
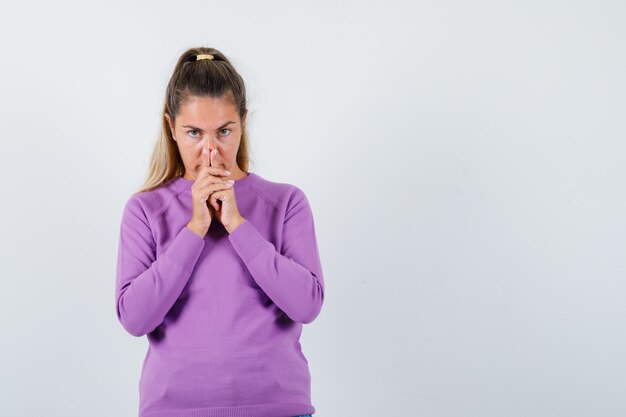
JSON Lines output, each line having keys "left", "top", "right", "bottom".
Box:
{"left": 115, "top": 46, "right": 324, "bottom": 417}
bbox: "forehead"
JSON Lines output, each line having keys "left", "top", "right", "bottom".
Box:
{"left": 177, "top": 95, "right": 239, "bottom": 124}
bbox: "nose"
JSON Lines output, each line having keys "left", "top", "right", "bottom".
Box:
{"left": 204, "top": 136, "right": 218, "bottom": 153}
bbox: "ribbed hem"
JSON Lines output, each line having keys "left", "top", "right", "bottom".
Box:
{"left": 227, "top": 220, "right": 273, "bottom": 265}
{"left": 142, "top": 402, "right": 315, "bottom": 417}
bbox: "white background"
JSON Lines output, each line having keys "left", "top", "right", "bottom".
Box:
{"left": 1, "top": 1, "right": 625, "bottom": 416}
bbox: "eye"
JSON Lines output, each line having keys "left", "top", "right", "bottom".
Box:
{"left": 219, "top": 128, "right": 232, "bottom": 136}
{"left": 187, "top": 130, "right": 200, "bottom": 139}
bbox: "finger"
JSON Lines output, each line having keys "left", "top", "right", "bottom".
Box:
{"left": 200, "top": 148, "right": 217, "bottom": 178}
{"left": 209, "top": 191, "right": 221, "bottom": 211}
{"left": 200, "top": 182, "right": 230, "bottom": 202}
{"left": 210, "top": 149, "right": 226, "bottom": 177}
{"left": 206, "top": 182, "right": 233, "bottom": 195}
{"left": 210, "top": 192, "right": 221, "bottom": 210}
{"left": 199, "top": 148, "right": 230, "bottom": 180}
{"left": 199, "top": 147, "right": 210, "bottom": 171}
{"left": 203, "top": 146, "right": 211, "bottom": 169}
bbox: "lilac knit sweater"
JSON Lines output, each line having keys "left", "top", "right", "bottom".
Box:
{"left": 115, "top": 172, "right": 324, "bottom": 417}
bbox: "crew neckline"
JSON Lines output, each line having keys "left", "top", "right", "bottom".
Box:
{"left": 169, "top": 171, "right": 256, "bottom": 192}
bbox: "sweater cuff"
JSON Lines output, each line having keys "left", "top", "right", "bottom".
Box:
{"left": 164, "top": 226, "right": 206, "bottom": 273}
{"left": 228, "top": 219, "right": 273, "bottom": 265}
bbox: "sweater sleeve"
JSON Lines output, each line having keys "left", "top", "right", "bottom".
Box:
{"left": 227, "top": 188, "right": 325, "bottom": 324}
{"left": 115, "top": 196, "right": 206, "bottom": 337}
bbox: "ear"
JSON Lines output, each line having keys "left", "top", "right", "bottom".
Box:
{"left": 241, "top": 109, "right": 247, "bottom": 125}
{"left": 164, "top": 113, "right": 176, "bottom": 140}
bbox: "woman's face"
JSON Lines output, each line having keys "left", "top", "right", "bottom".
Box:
{"left": 165, "top": 95, "right": 247, "bottom": 181}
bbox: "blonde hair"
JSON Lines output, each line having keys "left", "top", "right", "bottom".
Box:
{"left": 134, "top": 47, "right": 251, "bottom": 194}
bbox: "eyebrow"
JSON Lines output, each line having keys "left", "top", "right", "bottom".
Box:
{"left": 182, "top": 121, "right": 236, "bottom": 131}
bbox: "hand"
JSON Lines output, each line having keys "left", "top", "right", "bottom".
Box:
{"left": 187, "top": 147, "right": 234, "bottom": 237}
{"left": 206, "top": 149, "right": 245, "bottom": 234}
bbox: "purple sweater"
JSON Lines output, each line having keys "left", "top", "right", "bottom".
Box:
{"left": 115, "top": 172, "right": 325, "bottom": 417}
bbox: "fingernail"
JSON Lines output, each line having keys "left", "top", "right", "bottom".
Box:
{"left": 224, "top": 170, "right": 231, "bottom": 175}
{"left": 202, "top": 148, "right": 207, "bottom": 156}
{"left": 227, "top": 179, "right": 235, "bottom": 184}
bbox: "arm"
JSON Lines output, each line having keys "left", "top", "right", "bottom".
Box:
{"left": 115, "top": 197, "right": 205, "bottom": 337}
{"left": 227, "top": 188, "right": 325, "bottom": 324}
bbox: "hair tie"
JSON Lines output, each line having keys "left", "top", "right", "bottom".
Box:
{"left": 196, "top": 54, "right": 214, "bottom": 61}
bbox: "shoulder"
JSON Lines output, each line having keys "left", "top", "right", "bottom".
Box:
{"left": 121, "top": 181, "right": 179, "bottom": 223}
{"left": 248, "top": 172, "right": 310, "bottom": 212}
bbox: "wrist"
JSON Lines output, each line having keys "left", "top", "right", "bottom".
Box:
{"left": 186, "top": 221, "right": 208, "bottom": 238}
{"left": 226, "top": 216, "right": 246, "bottom": 234}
